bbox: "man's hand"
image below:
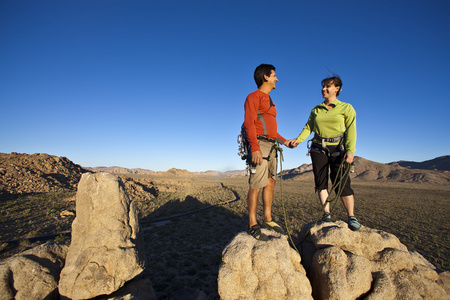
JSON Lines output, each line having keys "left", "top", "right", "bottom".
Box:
{"left": 344, "top": 152, "right": 354, "bottom": 164}
{"left": 252, "top": 150, "right": 263, "bottom": 165}
{"left": 285, "top": 139, "right": 298, "bottom": 148}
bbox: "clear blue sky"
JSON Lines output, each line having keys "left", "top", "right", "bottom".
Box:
{"left": 1, "top": 0, "right": 449, "bottom": 172}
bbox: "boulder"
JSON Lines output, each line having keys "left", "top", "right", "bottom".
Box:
{"left": 59, "top": 172, "right": 146, "bottom": 299}
{"left": 298, "top": 221, "right": 450, "bottom": 300}
{"left": 96, "top": 277, "right": 156, "bottom": 300}
{"left": 0, "top": 242, "right": 68, "bottom": 300}
{"left": 218, "top": 229, "right": 313, "bottom": 300}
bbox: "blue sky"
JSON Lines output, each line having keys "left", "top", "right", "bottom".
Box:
{"left": 1, "top": 0, "right": 449, "bottom": 172}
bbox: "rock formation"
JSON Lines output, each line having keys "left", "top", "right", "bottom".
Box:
{"left": 0, "top": 152, "right": 88, "bottom": 195}
{"left": 219, "top": 221, "right": 449, "bottom": 300}
{"left": 218, "top": 229, "right": 313, "bottom": 300}
{"left": 298, "top": 221, "right": 450, "bottom": 300}
{"left": 0, "top": 242, "right": 69, "bottom": 300}
{"left": 95, "top": 277, "right": 156, "bottom": 300}
{"left": 58, "top": 172, "right": 148, "bottom": 299}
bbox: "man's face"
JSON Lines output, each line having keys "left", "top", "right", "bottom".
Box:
{"left": 265, "top": 70, "right": 278, "bottom": 89}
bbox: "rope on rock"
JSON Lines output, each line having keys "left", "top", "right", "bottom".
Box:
{"left": 275, "top": 144, "right": 300, "bottom": 254}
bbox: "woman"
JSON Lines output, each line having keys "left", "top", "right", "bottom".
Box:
{"left": 289, "top": 75, "right": 361, "bottom": 231}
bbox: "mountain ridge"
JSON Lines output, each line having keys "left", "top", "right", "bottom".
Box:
{"left": 1, "top": 153, "right": 449, "bottom": 196}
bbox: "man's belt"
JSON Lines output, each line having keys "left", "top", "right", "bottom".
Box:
{"left": 257, "top": 135, "right": 276, "bottom": 143}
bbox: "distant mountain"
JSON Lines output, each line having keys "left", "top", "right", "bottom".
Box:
{"left": 282, "top": 156, "right": 450, "bottom": 184}
{"left": 388, "top": 155, "right": 450, "bottom": 171}
{"left": 280, "top": 163, "right": 313, "bottom": 180}
{"left": 87, "top": 166, "right": 247, "bottom": 177}
{"left": 2, "top": 153, "right": 449, "bottom": 197}
{"left": 85, "top": 166, "right": 158, "bottom": 175}
{"left": 196, "top": 170, "right": 247, "bottom": 177}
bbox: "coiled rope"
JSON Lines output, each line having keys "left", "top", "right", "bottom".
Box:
{"left": 296, "top": 158, "right": 353, "bottom": 250}
{"left": 275, "top": 143, "right": 353, "bottom": 254}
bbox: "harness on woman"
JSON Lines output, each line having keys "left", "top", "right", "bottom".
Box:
{"left": 307, "top": 133, "right": 345, "bottom": 157}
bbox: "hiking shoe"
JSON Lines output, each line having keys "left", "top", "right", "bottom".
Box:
{"left": 348, "top": 216, "right": 361, "bottom": 231}
{"left": 263, "top": 220, "right": 286, "bottom": 235}
{"left": 248, "top": 225, "right": 269, "bottom": 241}
{"left": 320, "top": 212, "right": 332, "bottom": 223}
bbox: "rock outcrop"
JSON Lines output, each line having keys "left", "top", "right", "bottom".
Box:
{"left": 298, "top": 221, "right": 450, "bottom": 300}
{"left": 0, "top": 152, "right": 88, "bottom": 195}
{"left": 0, "top": 242, "right": 69, "bottom": 300}
{"left": 218, "top": 229, "right": 313, "bottom": 300}
{"left": 219, "top": 222, "right": 449, "bottom": 300}
{"left": 58, "top": 172, "right": 148, "bottom": 299}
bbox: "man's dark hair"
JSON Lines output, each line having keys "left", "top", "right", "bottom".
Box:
{"left": 254, "top": 64, "right": 275, "bottom": 88}
{"left": 321, "top": 75, "right": 343, "bottom": 96}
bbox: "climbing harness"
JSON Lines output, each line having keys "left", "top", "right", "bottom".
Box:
{"left": 307, "top": 133, "right": 345, "bottom": 158}
{"left": 238, "top": 98, "right": 274, "bottom": 174}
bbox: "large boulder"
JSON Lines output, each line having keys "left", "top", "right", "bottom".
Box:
{"left": 218, "top": 229, "right": 313, "bottom": 300}
{"left": 0, "top": 242, "right": 68, "bottom": 300}
{"left": 58, "top": 172, "right": 147, "bottom": 299}
{"left": 298, "top": 221, "right": 450, "bottom": 300}
{"left": 96, "top": 277, "right": 156, "bottom": 300}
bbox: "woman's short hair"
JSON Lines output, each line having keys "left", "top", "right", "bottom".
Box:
{"left": 254, "top": 64, "right": 275, "bottom": 88}
{"left": 321, "top": 76, "right": 343, "bottom": 96}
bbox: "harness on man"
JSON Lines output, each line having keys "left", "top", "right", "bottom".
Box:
{"left": 307, "top": 133, "right": 345, "bottom": 157}
{"left": 238, "top": 97, "right": 277, "bottom": 173}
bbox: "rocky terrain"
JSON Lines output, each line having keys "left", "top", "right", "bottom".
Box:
{"left": 1, "top": 169, "right": 448, "bottom": 299}
{"left": 0, "top": 152, "right": 449, "bottom": 299}
{"left": 0, "top": 152, "right": 89, "bottom": 196}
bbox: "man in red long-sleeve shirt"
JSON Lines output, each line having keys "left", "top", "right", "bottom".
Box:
{"left": 243, "top": 64, "right": 294, "bottom": 241}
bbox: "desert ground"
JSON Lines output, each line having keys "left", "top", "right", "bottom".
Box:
{"left": 1, "top": 174, "right": 449, "bottom": 298}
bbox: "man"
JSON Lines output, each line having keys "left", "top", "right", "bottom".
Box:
{"left": 243, "top": 64, "right": 294, "bottom": 241}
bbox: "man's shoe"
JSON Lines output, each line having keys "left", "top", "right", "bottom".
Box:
{"left": 263, "top": 220, "right": 286, "bottom": 235}
{"left": 348, "top": 216, "right": 361, "bottom": 231}
{"left": 320, "top": 212, "right": 332, "bottom": 222}
{"left": 248, "top": 224, "right": 269, "bottom": 241}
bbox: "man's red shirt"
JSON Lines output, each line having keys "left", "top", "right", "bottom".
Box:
{"left": 244, "top": 89, "right": 286, "bottom": 152}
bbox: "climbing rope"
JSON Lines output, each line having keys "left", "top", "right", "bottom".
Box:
{"left": 295, "top": 159, "right": 353, "bottom": 250}
{"left": 275, "top": 144, "right": 301, "bottom": 254}
{"left": 316, "top": 160, "right": 352, "bottom": 224}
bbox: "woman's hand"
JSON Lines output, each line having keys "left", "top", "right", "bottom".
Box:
{"left": 285, "top": 139, "right": 298, "bottom": 148}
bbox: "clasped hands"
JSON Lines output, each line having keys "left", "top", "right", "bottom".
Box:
{"left": 252, "top": 139, "right": 299, "bottom": 166}
{"left": 284, "top": 139, "right": 299, "bottom": 149}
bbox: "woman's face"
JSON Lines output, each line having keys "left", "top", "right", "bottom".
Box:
{"left": 322, "top": 81, "right": 340, "bottom": 99}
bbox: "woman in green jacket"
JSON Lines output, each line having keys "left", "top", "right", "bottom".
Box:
{"left": 289, "top": 75, "right": 361, "bottom": 231}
